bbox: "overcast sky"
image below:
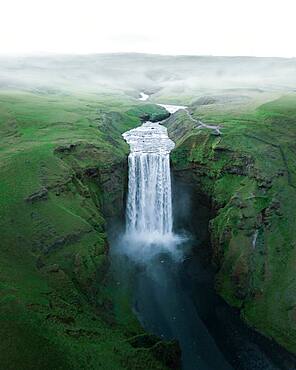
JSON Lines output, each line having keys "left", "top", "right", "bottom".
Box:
{"left": 1, "top": 0, "right": 295, "bottom": 57}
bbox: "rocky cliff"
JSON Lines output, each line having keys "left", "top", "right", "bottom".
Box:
{"left": 166, "top": 94, "right": 296, "bottom": 354}
{"left": 0, "top": 90, "right": 179, "bottom": 370}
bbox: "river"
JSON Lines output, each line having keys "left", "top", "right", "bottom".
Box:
{"left": 109, "top": 93, "right": 296, "bottom": 370}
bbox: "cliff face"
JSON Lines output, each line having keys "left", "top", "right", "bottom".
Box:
{"left": 167, "top": 94, "right": 296, "bottom": 354}
{"left": 0, "top": 91, "right": 179, "bottom": 370}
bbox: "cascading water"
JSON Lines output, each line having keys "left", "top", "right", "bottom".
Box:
{"left": 123, "top": 121, "right": 175, "bottom": 242}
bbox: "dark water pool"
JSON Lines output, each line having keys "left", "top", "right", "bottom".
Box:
{"left": 133, "top": 246, "right": 296, "bottom": 370}
{"left": 109, "top": 232, "right": 296, "bottom": 370}
{"left": 108, "top": 179, "right": 296, "bottom": 370}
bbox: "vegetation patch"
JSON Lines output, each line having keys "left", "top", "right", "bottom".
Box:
{"left": 0, "top": 90, "right": 178, "bottom": 369}
{"left": 168, "top": 94, "right": 296, "bottom": 354}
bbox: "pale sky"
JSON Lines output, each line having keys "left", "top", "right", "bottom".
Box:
{"left": 1, "top": 0, "right": 296, "bottom": 57}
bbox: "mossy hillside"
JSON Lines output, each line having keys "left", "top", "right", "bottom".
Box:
{"left": 0, "top": 90, "right": 178, "bottom": 369}
{"left": 167, "top": 94, "right": 296, "bottom": 353}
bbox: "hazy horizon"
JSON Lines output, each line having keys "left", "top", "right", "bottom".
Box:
{"left": 1, "top": 52, "right": 296, "bottom": 60}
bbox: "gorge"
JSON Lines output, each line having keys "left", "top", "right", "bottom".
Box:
{"left": 107, "top": 100, "right": 296, "bottom": 369}
{"left": 1, "top": 54, "right": 296, "bottom": 370}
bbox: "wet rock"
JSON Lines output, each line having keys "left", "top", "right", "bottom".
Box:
{"left": 232, "top": 259, "right": 249, "bottom": 300}
{"left": 270, "top": 200, "right": 281, "bottom": 211}
{"left": 65, "top": 328, "right": 101, "bottom": 339}
{"left": 44, "top": 231, "right": 89, "bottom": 254}
{"left": 224, "top": 165, "right": 247, "bottom": 175}
{"left": 127, "top": 333, "right": 160, "bottom": 348}
{"left": 46, "top": 264, "right": 60, "bottom": 273}
{"left": 140, "top": 113, "right": 150, "bottom": 122}
{"left": 36, "top": 256, "right": 45, "bottom": 269}
{"left": 54, "top": 144, "right": 77, "bottom": 154}
{"left": 84, "top": 167, "right": 99, "bottom": 178}
{"left": 257, "top": 178, "right": 273, "bottom": 189}
{"left": 214, "top": 146, "right": 234, "bottom": 153}
{"left": 25, "top": 187, "right": 48, "bottom": 203}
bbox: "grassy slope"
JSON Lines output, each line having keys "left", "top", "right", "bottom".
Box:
{"left": 168, "top": 93, "right": 296, "bottom": 353}
{"left": 0, "top": 89, "right": 177, "bottom": 369}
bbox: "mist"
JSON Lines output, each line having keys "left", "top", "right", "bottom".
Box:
{"left": 1, "top": 54, "right": 296, "bottom": 99}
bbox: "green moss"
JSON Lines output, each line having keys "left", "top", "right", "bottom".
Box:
{"left": 168, "top": 93, "right": 296, "bottom": 354}
{"left": 0, "top": 90, "right": 177, "bottom": 369}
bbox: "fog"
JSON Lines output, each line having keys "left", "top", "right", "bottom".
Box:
{"left": 1, "top": 54, "right": 296, "bottom": 97}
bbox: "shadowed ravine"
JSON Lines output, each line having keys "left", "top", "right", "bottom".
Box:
{"left": 109, "top": 102, "right": 295, "bottom": 370}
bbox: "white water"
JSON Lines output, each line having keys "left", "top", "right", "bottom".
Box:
{"left": 157, "top": 103, "right": 187, "bottom": 114}
{"left": 121, "top": 93, "right": 188, "bottom": 248}
{"left": 123, "top": 121, "right": 175, "bottom": 241}
{"left": 138, "top": 92, "right": 187, "bottom": 113}
{"left": 138, "top": 92, "right": 150, "bottom": 101}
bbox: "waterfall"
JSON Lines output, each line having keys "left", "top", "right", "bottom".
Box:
{"left": 123, "top": 121, "right": 175, "bottom": 240}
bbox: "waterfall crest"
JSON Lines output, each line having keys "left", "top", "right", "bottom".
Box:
{"left": 123, "top": 121, "right": 175, "bottom": 240}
